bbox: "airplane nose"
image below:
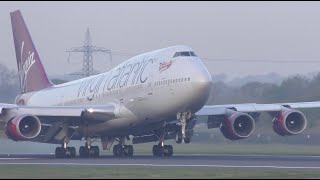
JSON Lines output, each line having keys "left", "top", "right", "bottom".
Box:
{"left": 193, "top": 70, "right": 212, "bottom": 96}
{"left": 190, "top": 67, "right": 212, "bottom": 112}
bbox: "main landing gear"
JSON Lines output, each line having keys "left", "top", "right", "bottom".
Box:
{"left": 152, "top": 144, "right": 173, "bottom": 157}
{"left": 112, "top": 137, "right": 134, "bottom": 157}
{"left": 55, "top": 142, "right": 76, "bottom": 158}
{"left": 79, "top": 138, "right": 100, "bottom": 158}
{"left": 152, "top": 127, "right": 173, "bottom": 157}
{"left": 55, "top": 138, "right": 100, "bottom": 158}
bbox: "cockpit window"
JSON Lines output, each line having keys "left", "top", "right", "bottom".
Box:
{"left": 173, "top": 51, "right": 197, "bottom": 58}
{"left": 180, "top": 51, "right": 191, "bottom": 56}
{"left": 190, "top": 51, "right": 197, "bottom": 56}
{"left": 173, "top": 52, "right": 181, "bottom": 58}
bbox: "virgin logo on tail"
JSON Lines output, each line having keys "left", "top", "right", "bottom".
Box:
{"left": 19, "top": 41, "right": 36, "bottom": 92}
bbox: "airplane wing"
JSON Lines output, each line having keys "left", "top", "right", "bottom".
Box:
{"left": 0, "top": 103, "right": 116, "bottom": 122}
{"left": 194, "top": 101, "right": 320, "bottom": 140}
{"left": 0, "top": 103, "right": 117, "bottom": 143}
{"left": 196, "top": 101, "right": 320, "bottom": 116}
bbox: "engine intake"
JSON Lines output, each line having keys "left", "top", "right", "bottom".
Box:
{"left": 220, "top": 110, "right": 255, "bottom": 140}
{"left": 5, "top": 114, "right": 41, "bottom": 141}
{"left": 272, "top": 108, "right": 307, "bottom": 136}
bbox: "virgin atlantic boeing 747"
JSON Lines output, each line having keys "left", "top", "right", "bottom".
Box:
{"left": 1, "top": 10, "right": 317, "bottom": 158}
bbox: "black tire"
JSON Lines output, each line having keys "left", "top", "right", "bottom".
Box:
{"left": 127, "top": 145, "right": 134, "bottom": 157}
{"left": 113, "top": 145, "right": 119, "bottom": 156}
{"left": 70, "top": 147, "right": 76, "bottom": 158}
{"left": 184, "top": 137, "right": 191, "bottom": 144}
{"left": 163, "top": 145, "right": 170, "bottom": 157}
{"left": 157, "top": 146, "right": 164, "bottom": 157}
{"left": 176, "top": 132, "right": 182, "bottom": 144}
{"left": 152, "top": 145, "right": 158, "bottom": 157}
{"left": 123, "top": 145, "right": 128, "bottom": 157}
{"left": 168, "top": 145, "right": 173, "bottom": 156}
{"left": 58, "top": 148, "right": 66, "bottom": 158}
{"left": 66, "top": 147, "right": 71, "bottom": 158}
{"left": 79, "top": 146, "right": 89, "bottom": 158}
{"left": 55, "top": 147, "right": 62, "bottom": 158}
{"left": 93, "top": 146, "right": 99, "bottom": 158}
{"left": 118, "top": 145, "right": 125, "bottom": 157}
{"left": 79, "top": 146, "right": 84, "bottom": 157}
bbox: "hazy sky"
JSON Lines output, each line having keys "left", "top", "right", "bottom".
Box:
{"left": 1, "top": 1, "right": 320, "bottom": 78}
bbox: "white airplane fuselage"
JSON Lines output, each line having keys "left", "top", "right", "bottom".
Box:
{"left": 15, "top": 45, "right": 212, "bottom": 137}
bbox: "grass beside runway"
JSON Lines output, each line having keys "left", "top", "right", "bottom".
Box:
{"left": 1, "top": 165, "right": 320, "bottom": 178}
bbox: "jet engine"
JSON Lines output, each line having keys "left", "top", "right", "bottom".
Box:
{"left": 220, "top": 110, "right": 255, "bottom": 140}
{"left": 272, "top": 108, "right": 307, "bottom": 136}
{"left": 5, "top": 114, "right": 41, "bottom": 141}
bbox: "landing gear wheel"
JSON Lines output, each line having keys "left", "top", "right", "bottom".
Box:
{"left": 175, "top": 131, "right": 182, "bottom": 144}
{"left": 92, "top": 146, "right": 100, "bottom": 158}
{"left": 184, "top": 137, "right": 191, "bottom": 144}
{"left": 153, "top": 145, "right": 158, "bottom": 156}
{"left": 113, "top": 144, "right": 124, "bottom": 157}
{"left": 153, "top": 145, "right": 173, "bottom": 157}
{"left": 158, "top": 146, "right": 164, "bottom": 157}
{"left": 113, "top": 144, "right": 134, "bottom": 157}
{"left": 113, "top": 144, "right": 119, "bottom": 157}
{"left": 126, "top": 145, "right": 134, "bottom": 157}
{"left": 118, "top": 145, "right": 125, "bottom": 157}
{"left": 70, "top": 147, "right": 76, "bottom": 158}
{"left": 79, "top": 146, "right": 89, "bottom": 158}
{"left": 55, "top": 147, "right": 66, "bottom": 158}
{"left": 164, "top": 145, "right": 173, "bottom": 157}
{"left": 168, "top": 145, "right": 173, "bottom": 156}
{"left": 55, "top": 147, "right": 77, "bottom": 158}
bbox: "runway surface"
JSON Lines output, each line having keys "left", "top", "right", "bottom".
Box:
{"left": 0, "top": 154, "right": 320, "bottom": 169}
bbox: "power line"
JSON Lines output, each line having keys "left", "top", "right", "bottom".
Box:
{"left": 109, "top": 51, "right": 320, "bottom": 64}
{"left": 200, "top": 58, "right": 320, "bottom": 64}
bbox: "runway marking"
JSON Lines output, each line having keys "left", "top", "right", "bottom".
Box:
{"left": 156, "top": 154, "right": 320, "bottom": 158}
{"left": 123, "top": 153, "right": 320, "bottom": 158}
{"left": 1, "top": 163, "right": 320, "bottom": 169}
{"left": 0, "top": 158, "right": 35, "bottom": 160}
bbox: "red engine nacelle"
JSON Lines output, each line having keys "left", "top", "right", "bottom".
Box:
{"left": 272, "top": 108, "right": 307, "bottom": 136}
{"left": 5, "top": 114, "right": 41, "bottom": 141}
{"left": 220, "top": 110, "right": 255, "bottom": 140}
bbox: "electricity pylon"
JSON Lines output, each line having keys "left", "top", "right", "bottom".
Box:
{"left": 66, "top": 28, "right": 112, "bottom": 77}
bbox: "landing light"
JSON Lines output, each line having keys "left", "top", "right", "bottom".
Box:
{"left": 88, "top": 108, "right": 94, "bottom": 113}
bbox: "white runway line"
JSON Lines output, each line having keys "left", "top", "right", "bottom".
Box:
{"left": 135, "top": 153, "right": 320, "bottom": 158}
{"left": 0, "top": 158, "right": 35, "bottom": 160}
{"left": 0, "top": 163, "right": 320, "bottom": 169}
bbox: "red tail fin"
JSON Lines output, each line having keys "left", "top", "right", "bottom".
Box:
{"left": 10, "top": 10, "right": 53, "bottom": 93}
